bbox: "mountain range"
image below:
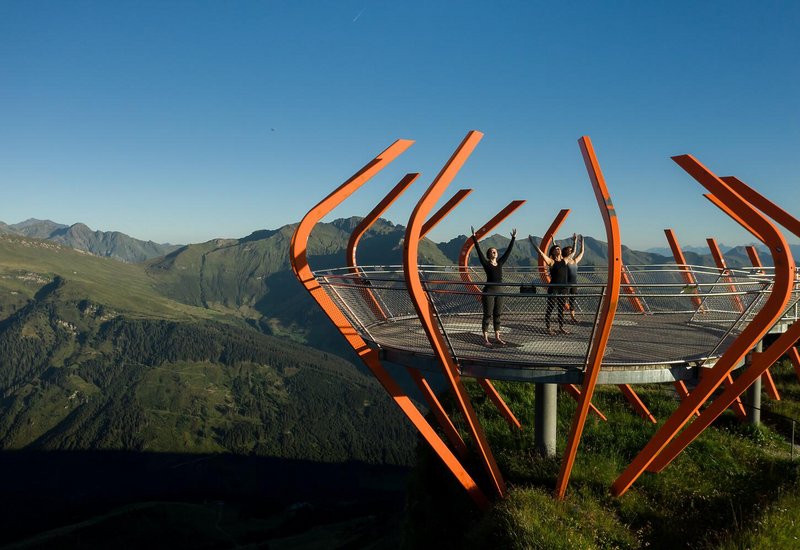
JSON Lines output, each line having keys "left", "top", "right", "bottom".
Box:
{"left": 0, "top": 219, "right": 181, "bottom": 263}
{"left": 2, "top": 215, "right": 799, "bottom": 543}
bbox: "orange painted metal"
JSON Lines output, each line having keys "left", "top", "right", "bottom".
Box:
{"left": 706, "top": 237, "right": 745, "bottom": 314}
{"left": 664, "top": 229, "right": 705, "bottom": 310}
{"left": 704, "top": 194, "right": 764, "bottom": 244}
{"left": 406, "top": 367, "right": 469, "bottom": 458}
{"left": 421, "top": 189, "right": 473, "bottom": 238}
{"left": 673, "top": 381, "right": 700, "bottom": 418}
{"left": 346, "top": 173, "right": 419, "bottom": 321}
{"left": 611, "top": 156, "right": 794, "bottom": 495}
{"left": 458, "top": 200, "right": 527, "bottom": 292}
{"left": 618, "top": 384, "right": 657, "bottom": 423}
{"left": 289, "top": 139, "right": 489, "bottom": 509}
{"left": 723, "top": 373, "right": 748, "bottom": 419}
{"left": 536, "top": 209, "right": 571, "bottom": 284}
{"left": 555, "top": 136, "right": 623, "bottom": 499}
{"left": 403, "top": 130, "right": 507, "bottom": 499}
{"left": 347, "top": 173, "right": 418, "bottom": 271}
{"left": 621, "top": 267, "right": 646, "bottom": 313}
{"left": 746, "top": 245, "right": 764, "bottom": 269}
{"left": 477, "top": 378, "right": 522, "bottom": 430}
{"left": 721, "top": 230, "right": 780, "bottom": 401}
{"left": 561, "top": 384, "right": 608, "bottom": 421}
{"left": 790, "top": 347, "right": 800, "bottom": 382}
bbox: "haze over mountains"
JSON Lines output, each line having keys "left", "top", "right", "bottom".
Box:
{"left": 0, "top": 219, "right": 181, "bottom": 263}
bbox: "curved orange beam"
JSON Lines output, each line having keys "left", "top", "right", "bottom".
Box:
{"left": 612, "top": 156, "right": 794, "bottom": 495}
{"left": 536, "top": 209, "right": 571, "bottom": 284}
{"left": 289, "top": 139, "right": 489, "bottom": 509}
{"left": 403, "top": 130, "right": 507, "bottom": 499}
{"left": 555, "top": 136, "right": 623, "bottom": 498}
{"left": 421, "top": 189, "right": 473, "bottom": 238}
{"left": 704, "top": 194, "right": 764, "bottom": 243}
{"left": 646, "top": 174, "right": 800, "bottom": 472}
{"left": 346, "top": 173, "right": 418, "bottom": 271}
{"left": 346, "top": 173, "right": 419, "bottom": 321}
{"left": 706, "top": 237, "right": 781, "bottom": 400}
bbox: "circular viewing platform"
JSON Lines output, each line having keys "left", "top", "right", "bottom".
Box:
{"left": 316, "top": 265, "right": 800, "bottom": 384}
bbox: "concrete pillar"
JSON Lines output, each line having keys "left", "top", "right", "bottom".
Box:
{"left": 746, "top": 340, "right": 764, "bottom": 425}
{"left": 534, "top": 383, "right": 557, "bottom": 457}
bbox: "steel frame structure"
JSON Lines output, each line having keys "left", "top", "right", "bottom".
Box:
{"left": 290, "top": 133, "right": 799, "bottom": 506}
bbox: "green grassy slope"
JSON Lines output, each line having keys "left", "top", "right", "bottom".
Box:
{"left": 404, "top": 361, "right": 800, "bottom": 549}
{"left": 0, "top": 234, "right": 415, "bottom": 464}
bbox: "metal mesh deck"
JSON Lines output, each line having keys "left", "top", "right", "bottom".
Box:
{"left": 317, "top": 265, "right": 800, "bottom": 374}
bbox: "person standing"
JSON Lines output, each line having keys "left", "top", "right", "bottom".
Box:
{"left": 531, "top": 236, "right": 573, "bottom": 335}
{"left": 472, "top": 227, "right": 516, "bottom": 346}
{"left": 562, "top": 233, "right": 585, "bottom": 323}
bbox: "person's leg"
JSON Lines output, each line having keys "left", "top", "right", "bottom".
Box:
{"left": 568, "top": 287, "right": 577, "bottom": 322}
{"left": 481, "top": 294, "right": 493, "bottom": 345}
{"left": 493, "top": 295, "right": 505, "bottom": 344}
{"left": 558, "top": 292, "right": 568, "bottom": 333}
{"left": 546, "top": 292, "right": 556, "bottom": 335}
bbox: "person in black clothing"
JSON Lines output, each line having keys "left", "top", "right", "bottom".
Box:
{"left": 531, "top": 237, "right": 575, "bottom": 335}
{"left": 472, "top": 226, "right": 516, "bottom": 347}
{"left": 562, "top": 233, "right": 585, "bottom": 323}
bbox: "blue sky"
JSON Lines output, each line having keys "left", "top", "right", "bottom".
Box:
{"left": 1, "top": 1, "right": 798, "bottom": 250}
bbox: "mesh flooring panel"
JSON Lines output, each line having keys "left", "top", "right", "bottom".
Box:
{"left": 316, "top": 265, "right": 790, "bottom": 369}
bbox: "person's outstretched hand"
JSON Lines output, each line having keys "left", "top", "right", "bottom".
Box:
{"left": 471, "top": 226, "right": 476, "bottom": 237}
{"left": 511, "top": 228, "right": 517, "bottom": 238}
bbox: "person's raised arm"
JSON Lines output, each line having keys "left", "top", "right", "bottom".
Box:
{"left": 574, "top": 234, "right": 585, "bottom": 263}
{"left": 498, "top": 228, "right": 516, "bottom": 264}
{"left": 471, "top": 226, "right": 488, "bottom": 266}
{"left": 529, "top": 235, "right": 553, "bottom": 266}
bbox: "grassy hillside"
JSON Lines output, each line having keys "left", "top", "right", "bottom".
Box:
{"left": 0, "top": 234, "right": 415, "bottom": 463}
{"left": 404, "top": 360, "right": 800, "bottom": 549}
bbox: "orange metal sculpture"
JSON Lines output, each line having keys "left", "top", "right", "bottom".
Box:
{"left": 290, "top": 139, "right": 489, "bottom": 508}
{"left": 612, "top": 156, "right": 795, "bottom": 495}
{"left": 556, "top": 136, "right": 623, "bottom": 498}
{"left": 291, "top": 131, "right": 798, "bottom": 509}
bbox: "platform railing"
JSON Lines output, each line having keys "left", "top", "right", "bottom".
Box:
{"left": 313, "top": 264, "right": 793, "bottom": 368}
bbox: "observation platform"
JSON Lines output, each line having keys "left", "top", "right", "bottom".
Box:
{"left": 317, "top": 265, "right": 800, "bottom": 385}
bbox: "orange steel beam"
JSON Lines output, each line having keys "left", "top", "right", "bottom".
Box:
{"left": 477, "top": 378, "right": 522, "bottom": 430}
{"left": 537, "top": 209, "right": 571, "bottom": 284}
{"left": 421, "top": 189, "right": 473, "bottom": 239}
{"left": 618, "top": 384, "right": 657, "bottom": 424}
{"left": 347, "top": 173, "right": 418, "bottom": 271}
{"left": 611, "top": 157, "right": 794, "bottom": 496}
{"left": 403, "top": 130, "right": 507, "bottom": 499}
{"left": 561, "top": 384, "right": 608, "bottom": 421}
{"left": 664, "top": 229, "right": 704, "bottom": 309}
{"left": 346, "top": 173, "right": 419, "bottom": 321}
{"left": 726, "top": 232, "right": 781, "bottom": 400}
{"left": 673, "top": 381, "right": 700, "bottom": 418}
{"left": 724, "top": 373, "right": 748, "bottom": 419}
{"left": 706, "top": 237, "right": 745, "bottom": 314}
{"left": 704, "top": 194, "right": 765, "bottom": 244}
{"left": 406, "top": 367, "right": 469, "bottom": 458}
{"left": 746, "top": 245, "right": 764, "bottom": 269}
{"left": 458, "top": 200, "right": 527, "bottom": 291}
{"left": 790, "top": 347, "right": 800, "bottom": 383}
{"left": 705, "top": 235, "right": 772, "bottom": 403}
{"left": 555, "top": 136, "right": 623, "bottom": 499}
{"left": 621, "top": 267, "right": 646, "bottom": 313}
{"left": 289, "top": 139, "right": 489, "bottom": 509}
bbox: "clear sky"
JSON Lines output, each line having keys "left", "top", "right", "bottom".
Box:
{"left": 1, "top": 1, "right": 798, "bottom": 250}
